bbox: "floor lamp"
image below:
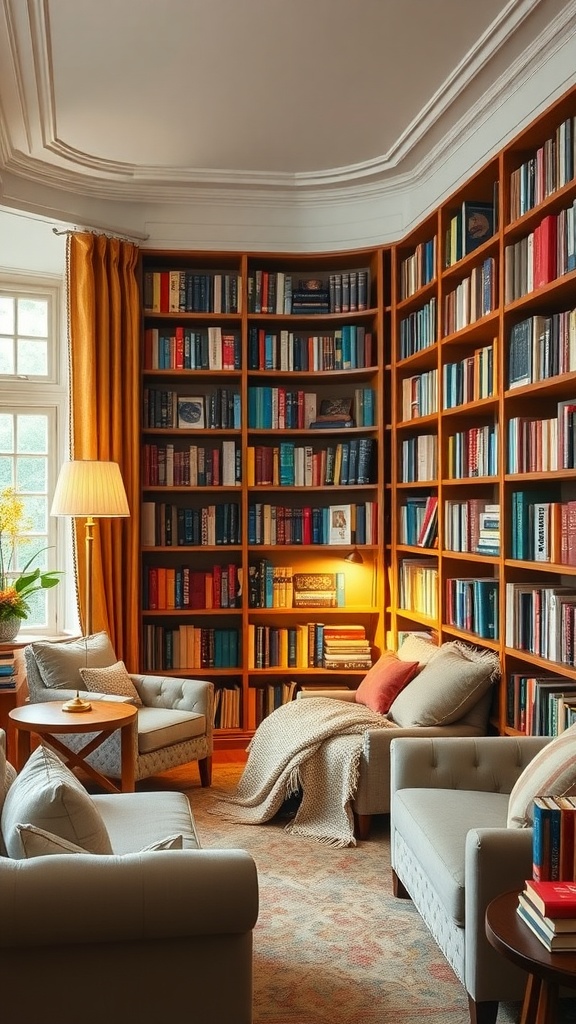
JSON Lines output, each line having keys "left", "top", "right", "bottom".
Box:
{"left": 51, "top": 459, "right": 130, "bottom": 711}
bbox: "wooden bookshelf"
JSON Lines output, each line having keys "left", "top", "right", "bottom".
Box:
{"left": 139, "top": 248, "right": 388, "bottom": 747}
{"left": 389, "top": 83, "right": 576, "bottom": 738}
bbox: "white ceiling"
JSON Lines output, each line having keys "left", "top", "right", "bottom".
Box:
{"left": 0, "top": 0, "right": 575, "bottom": 259}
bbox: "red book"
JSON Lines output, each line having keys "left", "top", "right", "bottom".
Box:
{"left": 525, "top": 879, "right": 576, "bottom": 918}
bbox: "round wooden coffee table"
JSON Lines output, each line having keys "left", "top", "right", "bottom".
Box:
{"left": 486, "top": 889, "right": 576, "bottom": 1024}
{"left": 9, "top": 700, "right": 138, "bottom": 794}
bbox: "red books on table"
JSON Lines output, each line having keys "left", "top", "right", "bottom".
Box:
{"left": 524, "top": 879, "right": 576, "bottom": 918}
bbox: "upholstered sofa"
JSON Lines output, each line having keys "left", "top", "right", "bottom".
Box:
{"left": 24, "top": 631, "right": 214, "bottom": 786}
{"left": 298, "top": 636, "right": 499, "bottom": 837}
{"left": 389, "top": 730, "right": 576, "bottom": 1024}
{"left": 0, "top": 729, "right": 259, "bottom": 1024}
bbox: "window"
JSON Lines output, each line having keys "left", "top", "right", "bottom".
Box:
{"left": 0, "top": 279, "right": 69, "bottom": 634}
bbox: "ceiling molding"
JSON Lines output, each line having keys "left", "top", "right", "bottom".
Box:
{"left": 0, "top": 0, "right": 563, "bottom": 203}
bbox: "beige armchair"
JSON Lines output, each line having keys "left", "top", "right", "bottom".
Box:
{"left": 24, "top": 632, "right": 214, "bottom": 786}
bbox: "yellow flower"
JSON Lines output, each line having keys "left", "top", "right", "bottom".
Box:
{"left": 0, "top": 486, "right": 62, "bottom": 622}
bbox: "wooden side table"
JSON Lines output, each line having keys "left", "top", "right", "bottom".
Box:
{"left": 9, "top": 701, "right": 138, "bottom": 794}
{"left": 486, "top": 889, "right": 576, "bottom": 1024}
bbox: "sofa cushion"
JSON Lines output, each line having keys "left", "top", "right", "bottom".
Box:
{"left": 396, "top": 633, "right": 438, "bottom": 667}
{"left": 15, "top": 822, "right": 184, "bottom": 856}
{"left": 79, "top": 660, "right": 143, "bottom": 706}
{"left": 92, "top": 790, "right": 201, "bottom": 851}
{"left": 30, "top": 631, "right": 117, "bottom": 691}
{"left": 507, "top": 721, "right": 576, "bottom": 827}
{"left": 393, "top": 788, "right": 510, "bottom": 925}
{"left": 1, "top": 744, "right": 113, "bottom": 859}
{"left": 136, "top": 706, "right": 206, "bottom": 754}
{"left": 355, "top": 653, "right": 419, "bottom": 714}
{"left": 389, "top": 642, "right": 499, "bottom": 727}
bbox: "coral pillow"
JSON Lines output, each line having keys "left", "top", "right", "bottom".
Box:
{"left": 355, "top": 653, "right": 419, "bottom": 714}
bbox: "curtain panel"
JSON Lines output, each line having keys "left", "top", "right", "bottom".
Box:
{"left": 66, "top": 232, "right": 140, "bottom": 669}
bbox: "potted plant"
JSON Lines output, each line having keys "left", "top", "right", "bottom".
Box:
{"left": 0, "top": 487, "right": 63, "bottom": 641}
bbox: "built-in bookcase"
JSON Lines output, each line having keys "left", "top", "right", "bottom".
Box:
{"left": 139, "top": 248, "right": 388, "bottom": 747}
{"left": 389, "top": 84, "right": 576, "bottom": 739}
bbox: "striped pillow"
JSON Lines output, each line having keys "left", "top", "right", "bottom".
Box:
{"left": 507, "top": 722, "right": 576, "bottom": 828}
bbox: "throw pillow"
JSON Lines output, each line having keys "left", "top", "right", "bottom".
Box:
{"left": 1, "top": 744, "right": 113, "bottom": 859}
{"left": 396, "top": 633, "right": 438, "bottom": 667}
{"left": 388, "top": 641, "right": 500, "bottom": 727}
{"left": 30, "top": 631, "right": 117, "bottom": 691}
{"left": 79, "top": 660, "right": 143, "bottom": 706}
{"left": 507, "top": 722, "right": 576, "bottom": 828}
{"left": 355, "top": 653, "right": 419, "bottom": 714}
{"left": 16, "top": 823, "right": 184, "bottom": 857}
{"left": 0, "top": 738, "right": 16, "bottom": 857}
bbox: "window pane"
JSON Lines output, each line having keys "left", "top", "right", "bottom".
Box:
{"left": 17, "top": 415, "right": 48, "bottom": 454}
{"left": 0, "top": 459, "right": 13, "bottom": 488}
{"left": 17, "top": 298, "right": 48, "bottom": 338}
{"left": 0, "top": 296, "right": 14, "bottom": 334}
{"left": 19, "top": 339, "right": 48, "bottom": 376}
{"left": 16, "top": 456, "right": 47, "bottom": 493}
{"left": 0, "top": 338, "right": 14, "bottom": 375}
{"left": 22, "top": 495, "right": 46, "bottom": 534}
{"left": 0, "top": 415, "right": 14, "bottom": 453}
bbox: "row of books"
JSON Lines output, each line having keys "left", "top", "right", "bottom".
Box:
{"left": 445, "top": 576, "right": 499, "bottom": 640}
{"left": 511, "top": 492, "right": 576, "bottom": 564}
{"left": 247, "top": 501, "right": 378, "bottom": 547}
{"left": 246, "top": 270, "right": 370, "bottom": 315}
{"left": 141, "top": 625, "right": 241, "bottom": 671}
{"left": 143, "top": 388, "right": 241, "bottom": 430}
{"left": 247, "top": 622, "right": 371, "bottom": 670}
{"left": 400, "top": 434, "right": 438, "bottom": 483}
{"left": 444, "top": 198, "right": 496, "bottom": 268}
{"left": 141, "top": 501, "right": 241, "bottom": 548}
{"left": 247, "top": 386, "right": 375, "bottom": 431}
{"left": 444, "top": 500, "right": 500, "bottom": 556}
{"left": 0, "top": 650, "right": 16, "bottom": 690}
{"left": 442, "top": 342, "right": 495, "bottom": 409}
{"left": 399, "top": 495, "right": 438, "bottom": 548}
{"left": 246, "top": 438, "right": 376, "bottom": 488}
{"left": 143, "top": 441, "right": 241, "bottom": 488}
{"left": 508, "top": 397, "right": 576, "bottom": 473}
{"left": 447, "top": 424, "right": 498, "bottom": 479}
{"left": 508, "top": 307, "right": 576, "bottom": 389}
{"left": 247, "top": 563, "right": 346, "bottom": 610}
{"left": 532, "top": 796, "right": 576, "bottom": 884}
{"left": 399, "top": 235, "right": 437, "bottom": 300}
{"left": 213, "top": 685, "right": 242, "bottom": 729}
{"left": 143, "top": 325, "right": 240, "bottom": 371}
{"left": 400, "top": 369, "right": 438, "bottom": 422}
{"left": 443, "top": 256, "right": 497, "bottom": 334}
{"left": 505, "top": 582, "right": 576, "bottom": 666}
{"left": 509, "top": 113, "right": 576, "bottom": 220}
{"left": 398, "top": 559, "right": 438, "bottom": 619}
{"left": 143, "top": 270, "right": 242, "bottom": 314}
{"left": 517, "top": 878, "right": 576, "bottom": 953}
{"left": 247, "top": 325, "right": 374, "bottom": 371}
{"left": 143, "top": 563, "right": 242, "bottom": 611}
{"left": 398, "top": 297, "right": 437, "bottom": 359}
{"left": 504, "top": 201, "right": 576, "bottom": 303}
{"left": 249, "top": 681, "right": 298, "bottom": 727}
{"left": 506, "top": 674, "right": 576, "bottom": 735}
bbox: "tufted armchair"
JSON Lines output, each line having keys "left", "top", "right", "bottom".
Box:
{"left": 24, "top": 633, "right": 214, "bottom": 786}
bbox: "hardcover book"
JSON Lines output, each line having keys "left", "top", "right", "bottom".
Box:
{"left": 292, "top": 572, "right": 337, "bottom": 608}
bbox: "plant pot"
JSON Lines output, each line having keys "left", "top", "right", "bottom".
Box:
{"left": 0, "top": 617, "right": 21, "bottom": 643}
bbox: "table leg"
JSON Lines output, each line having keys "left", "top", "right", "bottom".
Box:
{"left": 535, "top": 981, "right": 558, "bottom": 1024}
{"left": 120, "top": 717, "right": 136, "bottom": 792}
{"left": 15, "top": 727, "right": 30, "bottom": 771}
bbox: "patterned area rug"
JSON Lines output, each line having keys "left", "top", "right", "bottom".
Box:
{"left": 148, "top": 763, "right": 576, "bottom": 1024}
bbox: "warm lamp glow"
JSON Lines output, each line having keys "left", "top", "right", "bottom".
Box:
{"left": 51, "top": 461, "right": 130, "bottom": 681}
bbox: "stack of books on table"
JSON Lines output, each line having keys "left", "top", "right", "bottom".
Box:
{"left": 517, "top": 879, "right": 576, "bottom": 951}
{"left": 0, "top": 650, "right": 16, "bottom": 690}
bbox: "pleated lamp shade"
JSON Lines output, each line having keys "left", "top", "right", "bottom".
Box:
{"left": 51, "top": 460, "right": 130, "bottom": 518}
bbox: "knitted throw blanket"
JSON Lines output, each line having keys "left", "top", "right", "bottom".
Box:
{"left": 210, "top": 697, "right": 395, "bottom": 847}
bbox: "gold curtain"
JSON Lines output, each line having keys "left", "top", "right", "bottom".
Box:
{"left": 66, "top": 232, "right": 140, "bottom": 669}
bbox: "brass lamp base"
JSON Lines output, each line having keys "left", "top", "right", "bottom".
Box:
{"left": 62, "top": 693, "right": 92, "bottom": 713}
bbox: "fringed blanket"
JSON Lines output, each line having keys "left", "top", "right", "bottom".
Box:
{"left": 210, "top": 697, "right": 395, "bottom": 847}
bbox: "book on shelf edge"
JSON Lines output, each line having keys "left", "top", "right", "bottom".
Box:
{"left": 518, "top": 890, "right": 576, "bottom": 933}
{"left": 524, "top": 878, "right": 576, "bottom": 917}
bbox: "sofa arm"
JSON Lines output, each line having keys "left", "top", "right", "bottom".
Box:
{"left": 390, "top": 735, "right": 551, "bottom": 796}
{"left": 132, "top": 674, "right": 214, "bottom": 720}
{"left": 1, "top": 848, "right": 258, "bottom": 948}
